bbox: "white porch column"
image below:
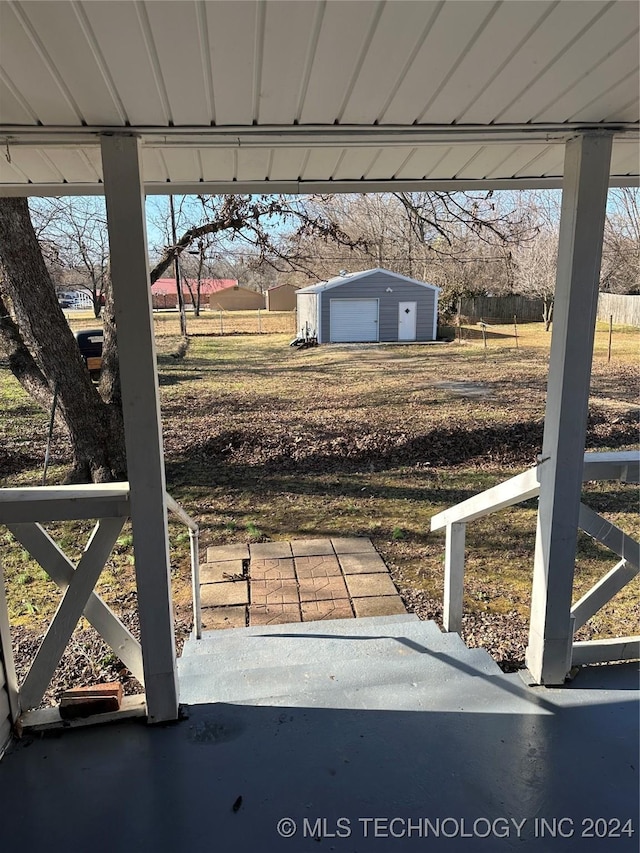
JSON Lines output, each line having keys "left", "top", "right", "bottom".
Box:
{"left": 100, "top": 135, "right": 178, "bottom": 722}
{"left": 525, "top": 132, "right": 613, "bottom": 685}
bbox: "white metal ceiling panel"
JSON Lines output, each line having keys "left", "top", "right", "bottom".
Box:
{"left": 0, "top": 155, "right": 28, "bottom": 184}
{"left": 236, "top": 148, "right": 271, "bottom": 182}
{"left": 20, "top": 1, "right": 125, "bottom": 125}
{"left": 81, "top": 1, "right": 167, "bottom": 125}
{"left": 43, "top": 148, "right": 101, "bottom": 183}
{"left": 144, "top": 1, "right": 212, "bottom": 126}
{"left": 0, "top": 2, "right": 81, "bottom": 124}
{"left": 423, "top": 1, "right": 555, "bottom": 124}
{"left": 301, "top": 149, "right": 344, "bottom": 181}
{"left": 0, "top": 76, "right": 36, "bottom": 125}
{"left": 393, "top": 146, "right": 450, "bottom": 180}
{"left": 572, "top": 72, "right": 640, "bottom": 124}
{"left": 142, "top": 149, "right": 169, "bottom": 184}
{"left": 454, "top": 145, "right": 531, "bottom": 181}
{"left": 340, "top": 1, "right": 440, "bottom": 124}
{"left": 199, "top": 148, "right": 235, "bottom": 182}
{"left": 514, "top": 146, "right": 565, "bottom": 179}
{"left": 162, "top": 149, "right": 202, "bottom": 183}
{"left": 499, "top": 2, "right": 640, "bottom": 123}
{"left": 484, "top": 144, "right": 551, "bottom": 180}
{"left": 258, "top": 0, "right": 320, "bottom": 125}
{"left": 6, "top": 149, "right": 61, "bottom": 184}
{"left": 611, "top": 143, "right": 640, "bottom": 175}
{"left": 364, "top": 148, "right": 415, "bottom": 181}
{"left": 205, "top": 1, "right": 259, "bottom": 125}
{"left": 546, "top": 37, "right": 640, "bottom": 123}
{"left": 332, "top": 148, "right": 379, "bottom": 181}
{"left": 426, "top": 146, "right": 489, "bottom": 180}
{"left": 459, "top": 1, "right": 609, "bottom": 124}
{"left": 298, "top": 0, "right": 380, "bottom": 124}
{"left": 380, "top": 1, "right": 498, "bottom": 125}
{"left": 269, "top": 148, "right": 308, "bottom": 181}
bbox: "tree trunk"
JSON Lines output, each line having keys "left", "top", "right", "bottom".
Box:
{"left": 543, "top": 297, "right": 554, "bottom": 332}
{"left": 0, "top": 197, "right": 126, "bottom": 483}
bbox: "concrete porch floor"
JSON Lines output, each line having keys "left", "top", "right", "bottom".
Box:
{"left": 1, "top": 614, "right": 637, "bottom": 853}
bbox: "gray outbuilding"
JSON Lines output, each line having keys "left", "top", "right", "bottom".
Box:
{"left": 296, "top": 268, "right": 439, "bottom": 344}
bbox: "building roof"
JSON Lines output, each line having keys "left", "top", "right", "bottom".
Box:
{"left": 296, "top": 268, "right": 440, "bottom": 295}
{"left": 267, "top": 283, "right": 300, "bottom": 292}
{"left": 0, "top": 1, "right": 637, "bottom": 195}
{"left": 151, "top": 278, "right": 237, "bottom": 295}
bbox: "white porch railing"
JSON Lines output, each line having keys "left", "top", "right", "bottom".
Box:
{"left": 430, "top": 451, "right": 640, "bottom": 668}
{"left": 0, "top": 483, "right": 198, "bottom": 717}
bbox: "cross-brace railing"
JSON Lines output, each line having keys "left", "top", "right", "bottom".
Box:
{"left": 0, "top": 483, "right": 198, "bottom": 716}
{"left": 430, "top": 451, "right": 639, "bottom": 669}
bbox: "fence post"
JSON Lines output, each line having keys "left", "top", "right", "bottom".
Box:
{"left": 258, "top": 308, "right": 262, "bottom": 334}
{"left": 607, "top": 314, "right": 613, "bottom": 363}
{"left": 514, "top": 314, "right": 519, "bottom": 349}
{"left": 444, "top": 522, "right": 466, "bottom": 633}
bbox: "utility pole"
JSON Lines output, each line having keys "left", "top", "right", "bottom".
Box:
{"left": 169, "top": 195, "right": 187, "bottom": 336}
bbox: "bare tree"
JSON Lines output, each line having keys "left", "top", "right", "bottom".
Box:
{"left": 0, "top": 193, "right": 358, "bottom": 482}
{"left": 513, "top": 230, "right": 558, "bottom": 330}
{"left": 30, "top": 197, "right": 110, "bottom": 317}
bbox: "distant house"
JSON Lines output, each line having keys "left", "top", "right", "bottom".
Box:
{"left": 209, "top": 284, "right": 265, "bottom": 311}
{"left": 296, "top": 268, "right": 439, "bottom": 343}
{"left": 151, "top": 278, "right": 237, "bottom": 309}
{"left": 266, "top": 283, "right": 299, "bottom": 311}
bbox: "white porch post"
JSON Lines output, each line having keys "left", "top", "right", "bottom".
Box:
{"left": 525, "top": 132, "right": 613, "bottom": 685}
{"left": 100, "top": 135, "right": 178, "bottom": 722}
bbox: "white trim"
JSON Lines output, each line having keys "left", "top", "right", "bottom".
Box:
{"left": 526, "top": 132, "right": 614, "bottom": 686}
{"left": 101, "top": 134, "right": 178, "bottom": 723}
{"left": 298, "top": 268, "right": 440, "bottom": 295}
{"left": 316, "top": 292, "right": 322, "bottom": 344}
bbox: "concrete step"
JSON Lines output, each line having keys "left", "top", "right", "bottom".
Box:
{"left": 178, "top": 643, "right": 510, "bottom": 710}
{"left": 185, "top": 612, "right": 419, "bottom": 651}
{"left": 179, "top": 619, "right": 466, "bottom": 672}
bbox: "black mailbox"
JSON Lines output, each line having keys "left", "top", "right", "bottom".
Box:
{"left": 74, "top": 328, "right": 103, "bottom": 376}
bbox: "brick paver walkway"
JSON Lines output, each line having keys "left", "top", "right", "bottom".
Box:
{"left": 199, "top": 538, "right": 407, "bottom": 630}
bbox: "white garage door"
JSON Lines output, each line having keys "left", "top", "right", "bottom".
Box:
{"left": 330, "top": 299, "right": 379, "bottom": 342}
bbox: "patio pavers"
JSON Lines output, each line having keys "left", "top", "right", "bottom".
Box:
{"left": 337, "top": 552, "right": 388, "bottom": 574}
{"left": 200, "top": 580, "right": 249, "bottom": 607}
{"left": 250, "top": 603, "right": 301, "bottom": 626}
{"left": 200, "top": 560, "right": 245, "bottom": 584}
{"left": 290, "top": 538, "right": 334, "bottom": 557}
{"left": 330, "top": 537, "right": 377, "bottom": 555}
{"left": 206, "top": 544, "right": 250, "bottom": 562}
{"left": 298, "top": 574, "right": 349, "bottom": 603}
{"left": 197, "top": 537, "right": 407, "bottom": 631}
{"left": 344, "top": 572, "right": 398, "bottom": 598}
{"left": 201, "top": 605, "right": 247, "bottom": 630}
{"left": 293, "top": 554, "right": 342, "bottom": 578}
{"left": 249, "top": 541, "right": 292, "bottom": 559}
{"left": 352, "top": 595, "right": 407, "bottom": 618}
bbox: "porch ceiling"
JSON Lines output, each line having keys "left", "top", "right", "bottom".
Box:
{"left": 0, "top": 0, "right": 638, "bottom": 195}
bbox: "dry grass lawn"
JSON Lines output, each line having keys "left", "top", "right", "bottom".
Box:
{"left": 0, "top": 315, "right": 637, "bottom": 700}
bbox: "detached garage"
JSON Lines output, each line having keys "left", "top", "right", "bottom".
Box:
{"left": 296, "top": 269, "right": 439, "bottom": 344}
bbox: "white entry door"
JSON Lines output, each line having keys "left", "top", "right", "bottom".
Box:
{"left": 398, "top": 302, "right": 417, "bottom": 340}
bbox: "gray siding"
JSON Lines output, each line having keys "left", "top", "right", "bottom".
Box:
{"left": 320, "top": 271, "right": 436, "bottom": 342}
{"left": 296, "top": 292, "right": 318, "bottom": 338}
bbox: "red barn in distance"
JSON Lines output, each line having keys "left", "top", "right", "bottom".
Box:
{"left": 151, "top": 278, "right": 238, "bottom": 309}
